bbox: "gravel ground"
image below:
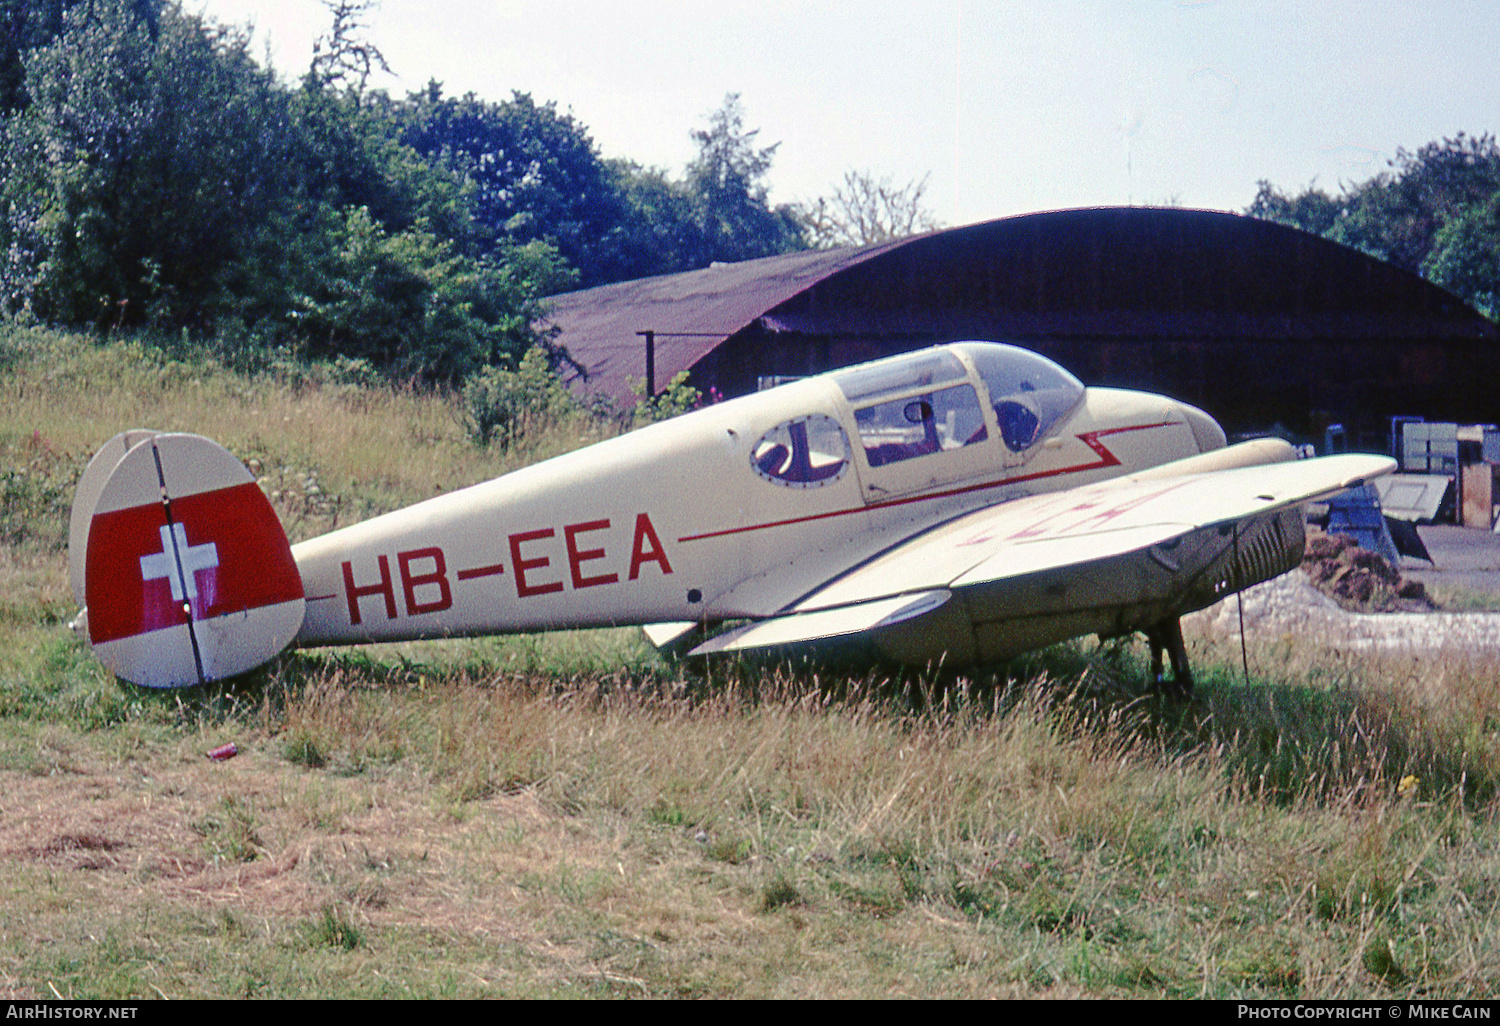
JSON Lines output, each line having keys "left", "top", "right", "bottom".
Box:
{"left": 1188, "top": 570, "right": 1500, "bottom": 654}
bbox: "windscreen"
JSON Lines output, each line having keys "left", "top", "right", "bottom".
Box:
{"left": 952, "top": 343, "right": 1085, "bottom": 452}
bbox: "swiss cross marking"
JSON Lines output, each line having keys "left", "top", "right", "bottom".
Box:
{"left": 139, "top": 523, "right": 219, "bottom": 601}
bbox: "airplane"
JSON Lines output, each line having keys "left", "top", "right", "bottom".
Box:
{"left": 67, "top": 341, "right": 1395, "bottom": 696}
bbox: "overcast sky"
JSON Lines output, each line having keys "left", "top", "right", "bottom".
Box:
{"left": 192, "top": 1, "right": 1499, "bottom": 227}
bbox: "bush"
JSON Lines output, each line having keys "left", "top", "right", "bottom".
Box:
{"left": 461, "top": 345, "right": 598, "bottom": 447}
{"left": 631, "top": 371, "right": 702, "bottom": 425}
{"left": 1, "top": 1, "right": 290, "bottom": 328}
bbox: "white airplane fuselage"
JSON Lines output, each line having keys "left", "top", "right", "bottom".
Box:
{"left": 290, "top": 345, "right": 1228, "bottom": 649}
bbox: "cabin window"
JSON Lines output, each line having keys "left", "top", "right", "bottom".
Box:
{"left": 853, "top": 384, "right": 988, "bottom": 467}
{"left": 952, "top": 343, "right": 1085, "bottom": 453}
{"left": 750, "top": 414, "right": 851, "bottom": 488}
{"left": 833, "top": 350, "right": 968, "bottom": 402}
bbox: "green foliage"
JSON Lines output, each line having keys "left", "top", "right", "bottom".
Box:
{"left": 0, "top": 1, "right": 162, "bottom": 114}
{"left": 193, "top": 795, "right": 263, "bottom": 865}
{"left": 305, "top": 905, "right": 362, "bottom": 951}
{"left": 461, "top": 344, "right": 598, "bottom": 447}
{"left": 0, "top": 1, "right": 557, "bottom": 381}
{"left": 606, "top": 160, "right": 709, "bottom": 278}
{"left": 1423, "top": 192, "right": 1500, "bottom": 318}
{"left": 1246, "top": 179, "right": 1342, "bottom": 236}
{"left": 205, "top": 77, "right": 549, "bottom": 381}
{"left": 398, "top": 86, "right": 808, "bottom": 288}
{"left": 685, "top": 93, "right": 805, "bottom": 263}
{"left": 1331, "top": 135, "right": 1500, "bottom": 273}
{"left": 281, "top": 82, "right": 472, "bottom": 246}
{"left": 399, "top": 84, "right": 633, "bottom": 289}
{"left": 1249, "top": 133, "right": 1500, "bottom": 318}
{"left": 758, "top": 874, "right": 802, "bottom": 912}
{"left": 287, "top": 206, "right": 546, "bottom": 381}
{"left": 631, "top": 370, "right": 702, "bottom": 425}
{"left": 0, "top": 5, "right": 808, "bottom": 392}
{"left": 282, "top": 730, "right": 328, "bottom": 769}
{"left": 0, "top": 0, "right": 289, "bottom": 327}
{"left": 0, "top": 455, "right": 72, "bottom": 550}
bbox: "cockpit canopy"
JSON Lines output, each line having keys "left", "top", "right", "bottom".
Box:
{"left": 834, "top": 342, "right": 1084, "bottom": 454}
{"left": 748, "top": 342, "right": 1087, "bottom": 486}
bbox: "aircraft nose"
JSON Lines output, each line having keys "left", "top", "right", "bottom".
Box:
{"left": 1177, "top": 401, "right": 1226, "bottom": 453}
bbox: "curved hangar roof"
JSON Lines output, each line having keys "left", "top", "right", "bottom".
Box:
{"left": 546, "top": 235, "right": 909, "bottom": 399}
{"left": 545, "top": 206, "right": 1497, "bottom": 433}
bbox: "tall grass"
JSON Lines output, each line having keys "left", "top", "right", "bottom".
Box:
{"left": 0, "top": 328, "right": 619, "bottom": 544}
{"left": 233, "top": 652, "right": 1499, "bottom": 996}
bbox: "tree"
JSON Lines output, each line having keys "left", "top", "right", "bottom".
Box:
{"left": 398, "top": 84, "right": 626, "bottom": 289}
{"left": 215, "top": 81, "right": 560, "bottom": 379}
{"left": 283, "top": 206, "right": 557, "bottom": 380}
{"left": 0, "top": 0, "right": 292, "bottom": 326}
{"left": 400, "top": 89, "right": 808, "bottom": 288}
{"left": 605, "top": 160, "right": 706, "bottom": 279}
{"left": 1329, "top": 135, "right": 1500, "bottom": 273}
{"left": 0, "top": 0, "right": 555, "bottom": 379}
{"left": 1424, "top": 192, "right": 1500, "bottom": 319}
{"left": 0, "top": 0, "right": 162, "bottom": 112}
{"left": 684, "top": 93, "right": 804, "bottom": 263}
{"left": 799, "top": 169, "right": 941, "bottom": 249}
{"left": 1245, "top": 179, "right": 1341, "bottom": 236}
{"left": 306, "top": 0, "right": 389, "bottom": 93}
{"left": 1248, "top": 134, "right": 1500, "bottom": 275}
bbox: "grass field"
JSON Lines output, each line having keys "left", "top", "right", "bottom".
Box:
{"left": 2, "top": 329, "right": 1498, "bottom": 999}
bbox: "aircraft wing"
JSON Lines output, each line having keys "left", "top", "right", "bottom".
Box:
{"left": 690, "top": 453, "right": 1394, "bottom": 663}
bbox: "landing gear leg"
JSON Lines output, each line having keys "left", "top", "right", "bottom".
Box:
{"left": 1144, "top": 617, "right": 1194, "bottom": 699}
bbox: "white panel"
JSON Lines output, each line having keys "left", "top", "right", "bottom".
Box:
{"left": 690, "top": 591, "right": 950, "bottom": 655}
{"left": 642, "top": 622, "right": 698, "bottom": 648}
{"left": 195, "top": 599, "right": 307, "bottom": 682}
{"left": 1374, "top": 474, "right": 1451, "bottom": 522}
{"left": 93, "top": 624, "right": 201, "bottom": 689}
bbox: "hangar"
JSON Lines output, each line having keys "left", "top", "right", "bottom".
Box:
{"left": 545, "top": 206, "right": 1499, "bottom": 444}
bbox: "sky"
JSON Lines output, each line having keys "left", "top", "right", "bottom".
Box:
{"left": 192, "top": 1, "right": 1499, "bottom": 228}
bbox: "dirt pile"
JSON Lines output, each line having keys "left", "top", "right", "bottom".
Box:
{"left": 1301, "top": 529, "right": 1433, "bottom": 612}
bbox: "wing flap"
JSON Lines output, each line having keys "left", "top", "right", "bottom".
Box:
{"left": 689, "top": 590, "right": 951, "bottom": 656}
{"left": 950, "top": 522, "right": 1194, "bottom": 589}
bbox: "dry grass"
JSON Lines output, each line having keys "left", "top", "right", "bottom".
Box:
{"left": 1, "top": 329, "right": 615, "bottom": 543}
{"left": 2, "top": 328, "right": 1500, "bottom": 998}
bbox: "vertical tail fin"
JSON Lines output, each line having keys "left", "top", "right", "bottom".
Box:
{"left": 73, "top": 433, "right": 305, "bottom": 688}
{"left": 69, "top": 429, "right": 161, "bottom": 608}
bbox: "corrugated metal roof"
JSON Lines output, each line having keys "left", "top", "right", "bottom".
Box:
{"left": 544, "top": 236, "right": 914, "bottom": 399}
